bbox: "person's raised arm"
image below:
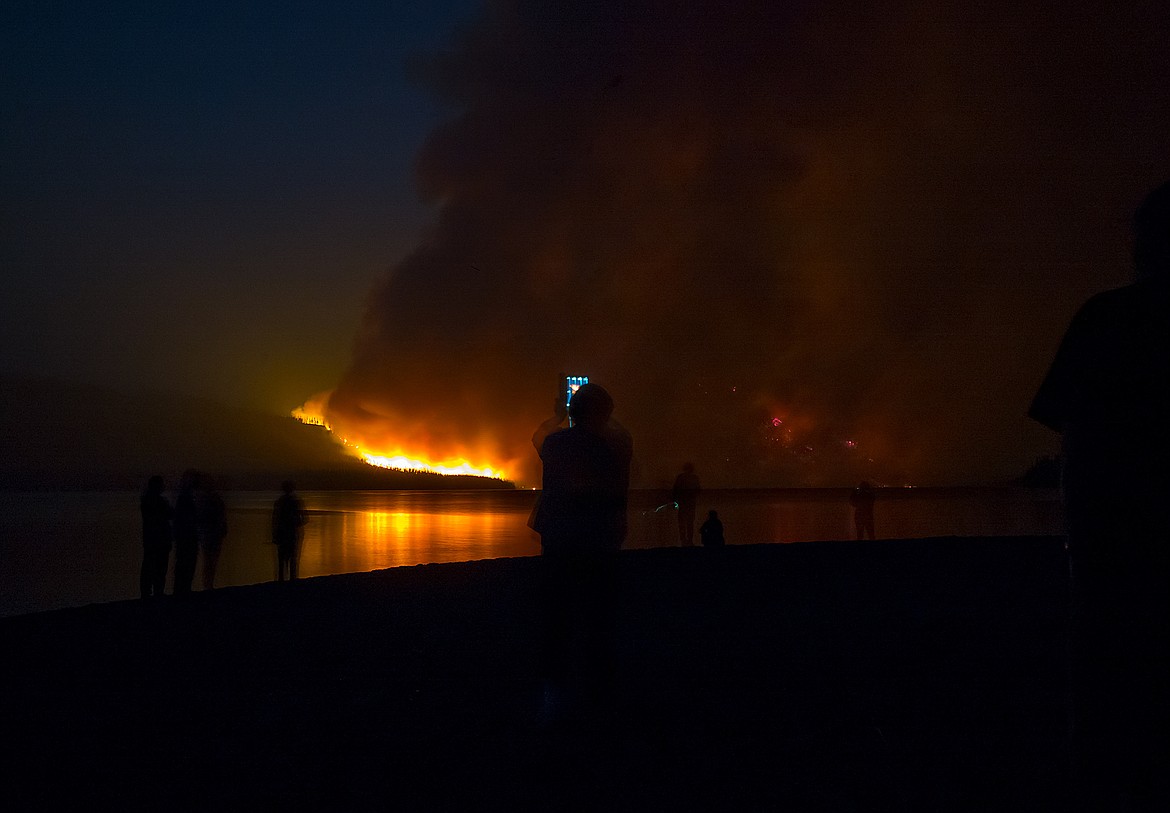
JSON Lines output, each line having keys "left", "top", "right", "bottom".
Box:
{"left": 532, "top": 396, "right": 568, "bottom": 454}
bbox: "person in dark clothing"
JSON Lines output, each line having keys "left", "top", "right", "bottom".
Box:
{"left": 672, "top": 462, "right": 701, "bottom": 546}
{"left": 272, "top": 481, "right": 306, "bottom": 581}
{"left": 850, "top": 481, "right": 876, "bottom": 540}
{"left": 139, "top": 475, "right": 172, "bottom": 598}
{"left": 1030, "top": 180, "right": 1170, "bottom": 811}
{"left": 172, "top": 469, "right": 200, "bottom": 594}
{"left": 699, "top": 509, "right": 724, "bottom": 547}
{"left": 531, "top": 383, "right": 633, "bottom": 720}
{"left": 198, "top": 477, "right": 228, "bottom": 590}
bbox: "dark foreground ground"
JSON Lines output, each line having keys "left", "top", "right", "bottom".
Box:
{"left": 0, "top": 537, "right": 1071, "bottom": 811}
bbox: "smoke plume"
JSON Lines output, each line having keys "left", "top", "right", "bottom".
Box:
{"left": 323, "top": 0, "right": 1170, "bottom": 487}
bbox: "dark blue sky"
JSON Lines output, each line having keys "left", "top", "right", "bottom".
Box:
{"left": 2, "top": 1, "right": 481, "bottom": 411}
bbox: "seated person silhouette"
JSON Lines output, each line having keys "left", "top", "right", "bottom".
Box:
{"left": 699, "top": 509, "right": 724, "bottom": 547}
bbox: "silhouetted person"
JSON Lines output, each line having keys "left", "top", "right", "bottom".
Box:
{"left": 172, "top": 469, "right": 200, "bottom": 594}
{"left": 1031, "top": 180, "right": 1170, "bottom": 811}
{"left": 532, "top": 383, "right": 632, "bottom": 722}
{"left": 272, "top": 481, "right": 306, "bottom": 581}
{"left": 699, "top": 509, "right": 724, "bottom": 547}
{"left": 531, "top": 393, "right": 568, "bottom": 452}
{"left": 139, "top": 475, "right": 172, "bottom": 598}
{"left": 672, "top": 462, "right": 701, "bottom": 546}
{"left": 850, "top": 481, "right": 876, "bottom": 540}
{"left": 198, "top": 477, "right": 227, "bottom": 590}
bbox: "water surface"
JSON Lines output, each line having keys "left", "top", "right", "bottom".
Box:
{"left": 0, "top": 487, "right": 1062, "bottom": 616}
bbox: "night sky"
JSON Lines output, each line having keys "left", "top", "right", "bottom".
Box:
{"left": 2, "top": 0, "right": 479, "bottom": 409}
{"left": 5, "top": 1, "right": 1170, "bottom": 488}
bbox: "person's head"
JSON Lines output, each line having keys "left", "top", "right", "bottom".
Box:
{"left": 281, "top": 480, "right": 296, "bottom": 495}
{"left": 145, "top": 475, "right": 164, "bottom": 495}
{"left": 568, "top": 382, "right": 614, "bottom": 430}
{"left": 708, "top": 509, "right": 718, "bottom": 519}
{"left": 682, "top": 462, "right": 694, "bottom": 474}
{"left": 1133, "top": 180, "right": 1170, "bottom": 280}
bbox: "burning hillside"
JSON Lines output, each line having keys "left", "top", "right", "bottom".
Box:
{"left": 292, "top": 400, "right": 506, "bottom": 480}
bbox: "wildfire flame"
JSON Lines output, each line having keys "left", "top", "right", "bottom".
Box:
{"left": 291, "top": 400, "right": 508, "bottom": 481}
{"left": 360, "top": 452, "right": 502, "bottom": 480}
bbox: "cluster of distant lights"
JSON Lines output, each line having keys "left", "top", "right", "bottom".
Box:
{"left": 765, "top": 416, "right": 858, "bottom": 455}
{"left": 695, "top": 385, "right": 868, "bottom": 461}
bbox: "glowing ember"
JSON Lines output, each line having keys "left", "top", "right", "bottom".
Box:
{"left": 292, "top": 402, "right": 508, "bottom": 481}
{"left": 361, "top": 452, "right": 502, "bottom": 480}
{"left": 291, "top": 407, "right": 328, "bottom": 428}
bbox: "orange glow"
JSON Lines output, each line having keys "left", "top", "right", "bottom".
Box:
{"left": 291, "top": 391, "right": 332, "bottom": 427}
{"left": 292, "top": 398, "right": 509, "bottom": 481}
{"left": 360, "top": 452, "right": 503, "bottom": 479}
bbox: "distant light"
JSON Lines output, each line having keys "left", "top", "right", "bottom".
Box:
{"left": 772, "top": 418, "right": 782, "bottom": 427}
{"left": 845, "top": 440, "right": 857, "bottom": 449}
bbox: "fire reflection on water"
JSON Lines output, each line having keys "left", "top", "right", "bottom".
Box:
{"left": 0, "top": 488, "right": 1063, "bottom": 617}
{"left": 295, "top": 491, "right": 541, "bottom": 577}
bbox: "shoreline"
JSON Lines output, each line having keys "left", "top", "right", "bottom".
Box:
{"left": 0, "top": 487, "right": 1065, "bottom": 618}
{"left": 1, "top": 537, "right": 1070, "bottom": 810}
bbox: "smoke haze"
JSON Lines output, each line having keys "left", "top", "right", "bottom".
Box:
{"left": 323, "top": 1, "right": 1170, "bottom": 487}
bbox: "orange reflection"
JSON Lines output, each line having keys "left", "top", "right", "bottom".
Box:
{"left": 366, "top": 511, "right": 414, "bottom": 537}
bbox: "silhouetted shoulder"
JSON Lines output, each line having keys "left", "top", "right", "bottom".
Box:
{"left": 540, "top": 421, "right": 632, "bottom": 467}
{"left": 537, "top": 427, "right": 570, "bottom": 459}
{"left": 1029, "top": 279, "right": 1170, "bottom": 433}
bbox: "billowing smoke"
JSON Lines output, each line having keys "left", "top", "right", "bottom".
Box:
{"left": 323, "top": 0, "right": 1170, "bottom": 487}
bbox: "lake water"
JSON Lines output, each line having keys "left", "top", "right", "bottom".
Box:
{"left": 0, "top": 487, "right": 1063, "bottom": 617}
